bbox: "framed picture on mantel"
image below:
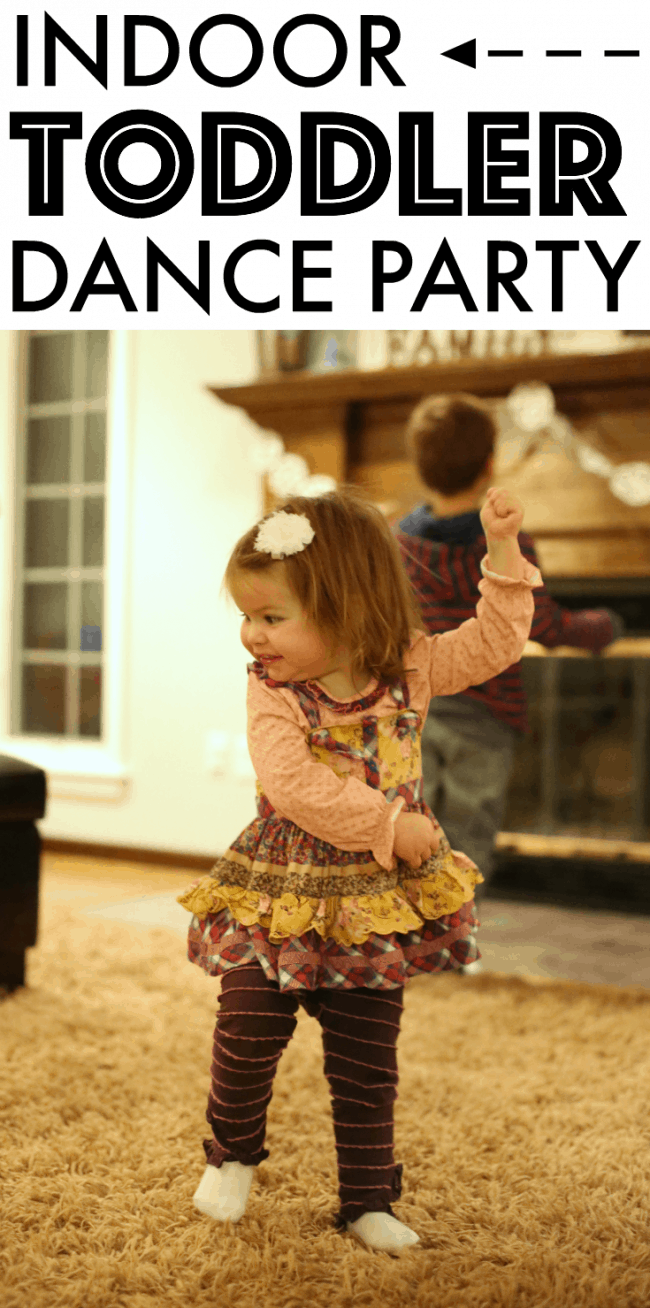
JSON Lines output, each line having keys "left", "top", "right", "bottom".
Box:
{"left": 256, "top": 331, "right": 358, "bottom": 376}
{"left": 257, "top": 330, "right": 310, "bottom": 374}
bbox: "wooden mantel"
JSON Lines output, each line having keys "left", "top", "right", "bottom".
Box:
{"left": 210, "top": 346, "right": 650, "bottom": 413}
{"left": 209, "top": 346, "right": 650, "bottom": 578}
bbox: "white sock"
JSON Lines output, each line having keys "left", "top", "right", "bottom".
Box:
{"left": 347, "top": 1211, "right": 420, "bottom": 1252}
{"left": 192, "top": 1162, "right": 256, "bottom": 1224}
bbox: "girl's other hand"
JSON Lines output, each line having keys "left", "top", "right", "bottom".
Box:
{"left": 393, "top": 813, "right": 440, "bottom": 869}
{"left": 480, "top": 487, "right": 524, "bottom": 540}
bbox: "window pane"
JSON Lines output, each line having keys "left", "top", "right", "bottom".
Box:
{"left": 22, "top": 664, "right": 66, "bottom": 734}
{"left": 24, "top": 499, "right": 69, "bottom": 567}
{"left": 84, "top": 412, "right": 106, "bottom": 482}
{"left": 81, "top": 581, "right": 103, "bottom": 650}
{"left": 23, "top": 583, "right": 68, "bottom": 650}
{"left": 28, "top": 334, "right": 74, "bottom": 404}
{"left": 83, "top": 497, "right": 105, "bottom": 566}
{"left": 79, "top": 666, "right": 102, "bottom": 737}
{"left": 84, "top": 331, "right": 108, "bottom": 399}
{"left": 26, "top": 416, "right": 71, "bottom": 485}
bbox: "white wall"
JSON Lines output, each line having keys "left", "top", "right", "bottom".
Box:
{"left": 1, "top": 330, "right": 264, "bottom": 858}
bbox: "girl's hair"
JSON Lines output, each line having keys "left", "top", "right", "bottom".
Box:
{"left": 406, "top": 393, "right": 495, "bottom": 495}
{"left": 224, "top": 486, "right": 423, "bottom": 684}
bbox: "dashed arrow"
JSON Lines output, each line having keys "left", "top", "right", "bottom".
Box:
{"left": 442, "top": 39, "right": 640, "bottom": 67}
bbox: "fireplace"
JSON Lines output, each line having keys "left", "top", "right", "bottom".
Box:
{"left": 493, "top": 575, "right": 650, "bottom": 913}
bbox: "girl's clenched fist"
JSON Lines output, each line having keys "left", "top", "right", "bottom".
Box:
{"left": 480, "top": 487, "right": 524, "bottom": 541}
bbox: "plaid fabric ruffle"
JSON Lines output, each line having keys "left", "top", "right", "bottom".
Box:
{"left": 186, "top": 899, "right": 481, "bottom": 992}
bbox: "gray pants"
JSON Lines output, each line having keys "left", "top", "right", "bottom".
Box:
{"left": 421, "top": 696, "right": 517, "bottom": 900}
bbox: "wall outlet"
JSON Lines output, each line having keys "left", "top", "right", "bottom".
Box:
{"left": 205, "top": 729, "right": 229, "bottom": 774}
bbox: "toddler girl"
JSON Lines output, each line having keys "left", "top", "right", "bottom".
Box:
{"left": 178, "top": 486, "right": 540, "bottom": 1253}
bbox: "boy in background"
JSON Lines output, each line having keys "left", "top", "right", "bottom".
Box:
{"left": 397, "top": 393, "right": 622, "bottom": 916}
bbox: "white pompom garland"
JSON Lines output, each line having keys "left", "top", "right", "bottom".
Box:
{"left": 247, "top": 429, "right": 336, "bottom": 498}
{"left": 500, "top": 382, "right": 650, "bottom": 507}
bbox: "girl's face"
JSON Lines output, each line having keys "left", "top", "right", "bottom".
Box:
{"left": 233, "top": 566, "right": 345, "bottom": 686}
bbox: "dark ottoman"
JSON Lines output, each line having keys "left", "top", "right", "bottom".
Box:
{"left": 0, "top": 755, "right": 47, "bottom": 991}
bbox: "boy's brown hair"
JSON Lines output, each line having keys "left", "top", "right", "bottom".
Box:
{"left": 224, "top": 486, "right": 423, "bottom": 685}
{"left": 406, "top": 393, "right": 495, "bottom": 496}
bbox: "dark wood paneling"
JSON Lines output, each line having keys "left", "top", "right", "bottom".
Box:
{"left": 558, "top": 387, "right": 650, "bottom": 417}
{"left": 210, "top": 349, "right": 650, "bottom": 577}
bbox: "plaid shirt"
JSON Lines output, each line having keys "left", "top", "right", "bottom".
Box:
{"left": 397, "top": 511, "right": 617, "bottom": 734}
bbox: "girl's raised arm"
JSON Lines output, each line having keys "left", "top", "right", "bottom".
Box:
{"left": 417, "top": 489, "right": 542, "bottom": 698}
{"left": 246, "top": 674, "right": 403, "bottom": 870}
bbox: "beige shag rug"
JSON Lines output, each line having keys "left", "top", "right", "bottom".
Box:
{"left": 2, "top": 886, "right": 650, "bottom": 1308}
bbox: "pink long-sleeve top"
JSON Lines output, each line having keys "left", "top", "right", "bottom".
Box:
{"left": 246, "top": 558, "right": 541, "bottom": 871}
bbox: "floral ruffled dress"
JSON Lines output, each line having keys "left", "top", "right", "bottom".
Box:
{"left": 178, "top": 667, "right": 483, "bottom": 992}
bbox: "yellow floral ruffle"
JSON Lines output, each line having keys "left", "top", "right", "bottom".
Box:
{"left": 177, "top": 851, "right": 483, "bottom": 948}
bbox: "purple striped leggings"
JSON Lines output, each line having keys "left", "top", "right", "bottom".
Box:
{"left": 203, "top": 960, "right": 405, "bottom": 1225}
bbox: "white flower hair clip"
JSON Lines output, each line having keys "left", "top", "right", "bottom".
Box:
{"left": 254, "top": 511, "right": 315, "bottom": 559}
